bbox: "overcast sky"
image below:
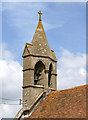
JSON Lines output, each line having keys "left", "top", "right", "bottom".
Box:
{"left": 0, "top": 1, "right": 86, "bottom": 118}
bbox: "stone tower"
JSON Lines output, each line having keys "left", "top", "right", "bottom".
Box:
{"left": 22, "top": 11, "right": 57, "bottom": 111}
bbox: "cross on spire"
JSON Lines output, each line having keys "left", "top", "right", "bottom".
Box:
{"left": 38, "top": 11, "right": 42, "bottom": 21}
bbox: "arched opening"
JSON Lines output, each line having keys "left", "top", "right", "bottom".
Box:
{"left": 48, "top": 63, "right": 53, "bottom": 87}
{"left": 34, "top": 61, "right": 45, "bottom": 85}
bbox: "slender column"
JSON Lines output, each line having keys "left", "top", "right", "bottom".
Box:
{"left": 45, "top": 70, "right": 49, "bottom": 88}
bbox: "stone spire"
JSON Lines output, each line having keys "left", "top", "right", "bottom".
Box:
{"left": 30, "top": 11, "right": 57, "bottom": 61}
{"left": 22, "top": 11, "right": 57, "bottom": 62}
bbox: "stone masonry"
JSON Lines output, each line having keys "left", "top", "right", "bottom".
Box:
{"left": 22, "top": 11, "right": 57, "bottom": 112}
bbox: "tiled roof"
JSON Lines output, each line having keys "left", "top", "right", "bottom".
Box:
{"left": 30, "top": 84, "right": 87, "bottom": 118}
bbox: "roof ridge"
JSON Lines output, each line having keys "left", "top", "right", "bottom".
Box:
{"left": 56, "top": 84, "right": 87, "bottom": 93}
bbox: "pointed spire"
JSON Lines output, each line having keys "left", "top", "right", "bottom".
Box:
{"left": 38, "top": 11, "right": 42, "bottom": 21}
{"left": 30, "top": 11, "right": 57, "bottom": 62}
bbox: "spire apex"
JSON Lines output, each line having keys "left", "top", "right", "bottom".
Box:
{"left": 38, "top": 11, "right": 42, "bottom": 21}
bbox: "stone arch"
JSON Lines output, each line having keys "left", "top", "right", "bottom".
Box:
{"left": 34, "top": 61, "right": 45, "bottom": 86}
{"left": 48, "top": 63, "right": 53, "bottom": 87}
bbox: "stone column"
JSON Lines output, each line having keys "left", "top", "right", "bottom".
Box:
{"left": 45, "top": 70, "right": 49, "bottom": 88}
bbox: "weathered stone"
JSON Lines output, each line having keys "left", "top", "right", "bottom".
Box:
{"left": 22, "top": 11, "right": 57, "bottom": 112}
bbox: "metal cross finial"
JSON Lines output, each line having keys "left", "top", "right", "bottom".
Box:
{"left": 38, "top": 11, "right": 42, "bottom": 21}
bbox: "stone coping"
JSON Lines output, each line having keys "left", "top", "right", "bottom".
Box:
{"left": 22, "top": 54, "right": 57, "bottom": 62}
{"left": 22, "top": 84, "right": 56, "bottom": 91}
{"left": 22, "top": 84, "right": 44, "bottom": 88}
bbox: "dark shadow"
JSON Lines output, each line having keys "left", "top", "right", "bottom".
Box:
{"left": 48, "top": 63, "right": 53, "bottom": 87}
{"left": 34, "top": 61, "right": 45, "bottom": 85}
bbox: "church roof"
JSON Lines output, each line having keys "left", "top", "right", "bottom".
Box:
{"left": 22, "top": 11, "right": 57, "bottom": 62}
{"left": 30, "top": 84, "right": 87, "bottom": 118}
